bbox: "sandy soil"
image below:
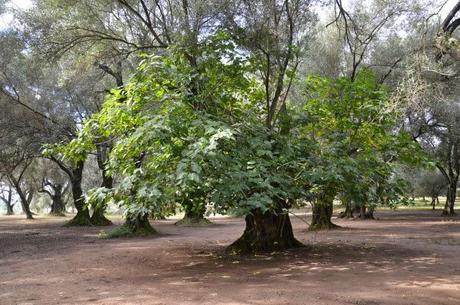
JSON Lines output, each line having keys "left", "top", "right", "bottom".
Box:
{"left": 1, "top": 210, "right": 460, "bottom": 305}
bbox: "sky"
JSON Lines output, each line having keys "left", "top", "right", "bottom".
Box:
{"left": 0, "top": 0, "right": 458, "bottom": 31}
{"left": 0, "top": 0, "right": 32, "bottom": 29}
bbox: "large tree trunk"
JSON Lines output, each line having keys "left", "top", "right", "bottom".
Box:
{"left": 50, "top": 195, "right": 66, "bottom": 216}
{"left": 124, "top": 213, "right": 156, "bottom": 235}
{"left": 442, "top": 180, "right": 457, "bottom": 216}
{"left": 49, "top": 184, "right": 66, "bottom": 216}
{"left": 67, "top": 161, "right": 91, "bottom": 226}
{"left": 227, "top": 208, "right": 302, "bottom": 254}
{"left": 175, "top": 199, "right": 209, "bottom": 226}
{"left": 309, "top": 191, "right": 338, "bottom": 230}
{"left": 90, "top": 173, "right": 112, "bottom": 226}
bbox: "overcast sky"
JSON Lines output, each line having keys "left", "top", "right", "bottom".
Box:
{"left": 0, "top": 0, "right": 458, "bottom": 30}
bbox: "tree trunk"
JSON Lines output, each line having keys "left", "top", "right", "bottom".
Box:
{"left": 124, "top": 213, "right": 156, "bottom": 235}
{"left": 18, "top": 190, "right": 33, "bottom": 220}
{"left": 227, "top": 208, "right": 303, "bottom": 254}
{"left": 67, "top": 161, "right": 91, "bottom": 226}
{"left": 309, "top": 191, "right": 338, "bottom": 230}
{"left": 442, "top": 180, "right": 457, "bottom": 216}
{"left": 175, "top": 199, "right": 209, "bottom": 226}
{"left": 50, "top": 194, "right": 66, "bottom": 216}
{"left": 49, "top": 184, "right": 66, "bottom": 216}
{"left": 358, "top": 205, "right": 375, "bottom": 219}
{"left": 90, "top": 173, "right": 112, "bottom": 226}
{"left": 338, "top": 197, "right": 354, "bottom": 219}
{"left": 6, "top": 202, "right": 14, "bottom": 215}
{"left": 1, "top": 187, "right": 14, "bottom": 215}
{"left": 431, "top": 196, "right": 436, "bottom": 210}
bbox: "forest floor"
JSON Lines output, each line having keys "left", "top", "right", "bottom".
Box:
{"left": 1, "top": 209, "right": 460, "bottom": 305}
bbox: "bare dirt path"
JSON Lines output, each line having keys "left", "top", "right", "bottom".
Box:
{"left": 1, "top": 210, "right": 460, "bottom": 305}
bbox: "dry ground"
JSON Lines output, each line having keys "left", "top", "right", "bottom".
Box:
{"left": 1, "top": 210, "right": 460, "bottom": 305}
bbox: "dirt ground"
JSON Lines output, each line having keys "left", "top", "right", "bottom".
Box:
{"left": 1, "top": 210, "right": 460, "bottom": 305}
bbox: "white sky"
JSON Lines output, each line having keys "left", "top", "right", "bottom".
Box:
{"left": 0, "top": 0, "right": 459, "bottom": 30}
{"left": 0, "top": 0, "right": 32, "bottom": 29}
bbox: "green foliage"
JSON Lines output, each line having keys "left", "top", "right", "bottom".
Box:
{"left": 63, "top": 33, "right": 425, "bottom": 222}
{"left": 297, "top": 70, "right": 425, "bottom": 208}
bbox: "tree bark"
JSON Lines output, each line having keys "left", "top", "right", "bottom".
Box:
{"left": 175, "top": 199, "right": 209, "bottom": 226}
{"left": 17, "top": 189, "right": 33, "bottom": 220}
{"left": 338, "top": 197, "right": 354, "bottom": 219}
{"left": 67, "top": 160, "right": 91, "bottom": 226}
{"left": 442, "top": 179, "right": 457, "bottom": 216}
{"left": 227, "top": 208, "right": 303, "bottom": 254}
{"left": 124, "top": 213, "right": 156, "bottom": 235}
{"left": 309, "top": 191, "right": 339, "bottom": 230}
{"left": 90, "top": 173, "right": 113, "bottom": 226}
{"left": 358, "top": 205, "right": 375, "bottom": 219}
{"left": 0, "top": 187, "right": 14, "bottom": 215}
{"left": 5, "top": 202, "right": 14, "bottom": 215}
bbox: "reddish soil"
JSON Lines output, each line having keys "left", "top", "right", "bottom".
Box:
{"left": 1, "top": 210, "right": 460, "bottom": 305}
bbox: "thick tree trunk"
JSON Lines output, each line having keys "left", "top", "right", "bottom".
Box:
{"left": 442, "top": 180, "right": 457, "bottom": 216}
{"left": 227, "top": 208, "right": 303, "bottom": 254}
{"left": 50, "top": 195, "right": 66, "bottom": 216}
{"left": 90, "top": 174, "right": 112, "bottom": 226}
{"left": 175, "top": 199, "right": 209, "bottom": 226}
{"left": 124, "top": 213, "right": 156, "bottom": 235}
{"left": 67, "top": 161, "right": 91, "bottom": 226}
{"left": 49, "top": 184, "right": 66, "bottom": 216}
{"left": 309, "top": 191, "right": 338, "bottom": 230}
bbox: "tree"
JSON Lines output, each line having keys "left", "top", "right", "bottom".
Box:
{"left": 299, "top": 70, "right": 421, "bottom": 229}
{"left": 38, "top": 177, "right": 68, "bottom": 216}
{"left": 436, "top": 1, "right": 460, "bottom": 60}
{"left": 0, "top": 147, "right": 35, "bottom": 219}
{"left": 0, "top": 184, "right": 15, "bottom": 215}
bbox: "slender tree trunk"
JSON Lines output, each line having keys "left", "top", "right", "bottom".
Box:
{"left": 17, "top": 190, "right": 33, "bottom": 220}
{"left": 442, "top": 179, "right": 457, "bottom": 216}
{"left": 431, "top": 196, "right": 436, "bottom": 210}
{"left": 309, "top": 191, "right": 338, "bottom": 230}
{"left": 67, "top": 161, "right": 91, "bottom": 226}
{"left": 227, "top": 207, "right": 302, "bottom": 254}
